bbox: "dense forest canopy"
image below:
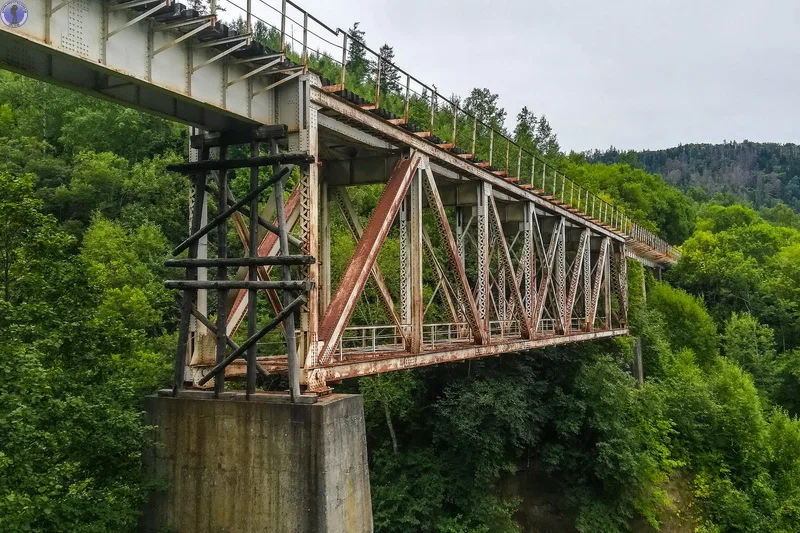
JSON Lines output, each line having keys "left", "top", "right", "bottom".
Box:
{"left": 587, "top": 142, "right": 800, "bottom": 213}
{"left": 2, "top": 18, "right": 800, "bottom": 533}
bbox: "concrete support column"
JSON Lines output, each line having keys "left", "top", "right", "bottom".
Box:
{"left": 140, "top": 393, "right": 374, "bottom": 533}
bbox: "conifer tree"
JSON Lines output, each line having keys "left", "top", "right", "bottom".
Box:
{"left": 347, "top": 22, "right": 369, "bottom": 85}
{"left": 374, "top": 44, "right": 400, "bottom": 94}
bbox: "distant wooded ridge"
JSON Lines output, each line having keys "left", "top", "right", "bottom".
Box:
{"left": 586, "top": 141, "right": 800, "bottom": 211}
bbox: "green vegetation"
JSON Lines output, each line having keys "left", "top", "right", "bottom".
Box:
{"left": 588, "top": 142, "right": 800, "bottom": 212}
{"left": 2, "top": 23, "right": 800, "bottom": 531}
{"left": 562, "top": 156, "right": 696, "bottom": 244}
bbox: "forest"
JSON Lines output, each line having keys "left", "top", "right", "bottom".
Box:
{"left": 2, "top": 17, "right": 800, "bottom": 533}
{"left": 587, "top": 142, "right": 800, "bottom": 214}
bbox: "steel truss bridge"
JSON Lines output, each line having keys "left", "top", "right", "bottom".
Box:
{"left": 1, "top": 0, "right": 679, "bottom": 398}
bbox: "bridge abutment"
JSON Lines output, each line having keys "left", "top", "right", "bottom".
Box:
{"left": 139, "top": 393, "right": 373, "bottom": 533}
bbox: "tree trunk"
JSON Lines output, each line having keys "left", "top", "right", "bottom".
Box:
{"left": 383, "top": 401, "right": 398, "bottom": 454}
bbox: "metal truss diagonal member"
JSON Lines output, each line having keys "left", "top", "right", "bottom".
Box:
{"left": 317, "top": 152, "right": 424, "bottom": 364}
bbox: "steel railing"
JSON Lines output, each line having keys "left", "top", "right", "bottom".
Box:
{"left": 337, "top": 325, "right": 405, "bottom": 358}
{"left": 423, "top": 322, "right": 472, "bottom": 347}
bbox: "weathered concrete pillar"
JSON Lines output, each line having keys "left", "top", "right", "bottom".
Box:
{"left": 140, "top": 393, "right": 373, "bottom": 533}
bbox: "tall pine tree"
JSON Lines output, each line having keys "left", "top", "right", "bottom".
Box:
{"left": 347, "top": 22, "right": 370, "bottom": 85}
{"left": 374, "top": 44, "right": 400, "bottom": 94}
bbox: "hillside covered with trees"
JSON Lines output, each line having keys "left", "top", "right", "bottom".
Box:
{"left": 2, "top": 19, "right": 800, "bottom": 533}
{"left": 587, "top": 142, "right": 800, "bottom": 213}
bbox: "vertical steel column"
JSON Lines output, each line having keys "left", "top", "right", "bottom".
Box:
{"left": 340, "top": 34, "right": 348, "bottom": 86}
{"left": 403, "top": 74, "right": 410, "bottom": 123}
{"left": 44, "top": 0, "right": 52, "bottom": 44}
{"left": 246, "top": 0, "right": 252, "bottom": 33}
{"left": 189, "top": 129, "right": 209, "bottom": 342}
{"left": 604, "top": 240, "right": 612, "bottom": 329}
{"left": 246, "top": 141, "right": 259, "bottom": 398}
{"left": 279, "top": 0, "right": 287, "bottom": 52}
{"left": 173, "top": 163, "right": 207, "bottom": 395}
{"left": 399, "top": 193, "right": 411, "bottom": 327}
{"left": 302, "top": 13, "right": 308, "bottom": 66}
{"left": 471, "top": 116, "right": 477, "bottom": 157}
{"left": 554, "top": 218, "right": 566, "bottom": 333}
{"left": 488, "top": 130, "right": 494, "bottom": 167}
{"left": 319, "top": 180, "right": 331, "bottom": 314}
{"left": 451, "top": 101, "right": 458, "bottom": 145}
{"left": 618, "top": 243, "right": 628, "bottom": 324}
{"left": 374, "top": 52, "right": 382, "bottom": 107}
{"left": 197, "top": 192, "right": 209, "bottom": 335}
{"left": 214, "top": 145, "right": 228, "bottom": 397}
{"left": 300, "top": 93, "right": 321, "bottom": 387}
{"left": 611, "top": 241, "right": 629, "bottom": 326}
{"left": 455, "top": 207, "right": 466, "bottom": 268}
{"left": 642, "top": 265, "right": 647, "bottom": 303}
{"left": 634, "top": 337, "right": 644, "bottom": 384}
{"left": 523, "top": 203, "right": 535, "bottom": 321}
{"left": 429, "top": 92, "right": 436, "bottom": 134}
{"left": 400, "top": 168, "right": 424, "bottom": 351}
{"left": 476, "top": 182, "right": 490, "bottom": 338}
{"left": 583, "top": 232, "right": 592, "bottom": 330}
{"left": 189, "top": 135, "right": 211, "bottom": 374}
{"left": 272, "top": 140, "right": 301, "bottom": 400}
{"left": 409, "top": 169, "right": 423, "bottom": 353}
{"left": 498, "top": 262, "right": 506, "bottom": 323}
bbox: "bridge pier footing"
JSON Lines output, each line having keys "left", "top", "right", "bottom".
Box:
{"left": 139, "top": 393, "right": 373, "bottom": 533}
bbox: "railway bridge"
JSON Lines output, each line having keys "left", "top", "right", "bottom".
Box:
{"left": 1, "top": 2, "right": 679, "bottom": 530}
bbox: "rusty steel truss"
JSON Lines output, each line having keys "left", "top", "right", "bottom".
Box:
{"left": 1, "top": 0, "right": 678, "bottom": 399}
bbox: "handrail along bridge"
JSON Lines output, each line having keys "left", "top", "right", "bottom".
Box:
{"left": 0, "top": 0, "right": 679, "bottom": 399}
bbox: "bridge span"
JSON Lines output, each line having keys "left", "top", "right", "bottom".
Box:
{"left": 0, "top": 0, "right": 679, "bottom": 397}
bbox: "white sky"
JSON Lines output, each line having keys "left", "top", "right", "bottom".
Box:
{"left": 241, "top": 0, "right": 800, "bottom": 152}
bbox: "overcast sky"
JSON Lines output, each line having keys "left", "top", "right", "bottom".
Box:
{"left": 273, "top": 0, "right": 800, "bottom": 152}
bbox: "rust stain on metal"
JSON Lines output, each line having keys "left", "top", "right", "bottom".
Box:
{"left": 316, "top": 329, "right": 629, "bottom": 381}
{"left": 317, "top": 153, "right": 424, "bottom": 363}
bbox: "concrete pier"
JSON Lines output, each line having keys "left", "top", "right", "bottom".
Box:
{"left": 139, "top": 393, "right": 373, "bottom": 533}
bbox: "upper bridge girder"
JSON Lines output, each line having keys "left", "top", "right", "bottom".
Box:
{"left": 319, "top": 147, "right": 621, "bottom": 238}
{"left": 313, "top": 87, "right": 629, "bottom": 243}
{"left": 0, "top": 0, "right": 297, "bottom": 131}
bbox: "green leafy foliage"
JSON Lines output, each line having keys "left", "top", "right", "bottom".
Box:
{"left": 563, "top": 157, "right": 696, "bottom": 243}
{"left": 0, "top": 173, "right": 170, "bottom": 532}
{"left": 647, "top": 282, "right": 718, "bottom": 367}
{"left": 589, "top": 141, "right": 800, "bottom": 212}
{"left": 670, "top": 203, "right": 800, "bottom": 351}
